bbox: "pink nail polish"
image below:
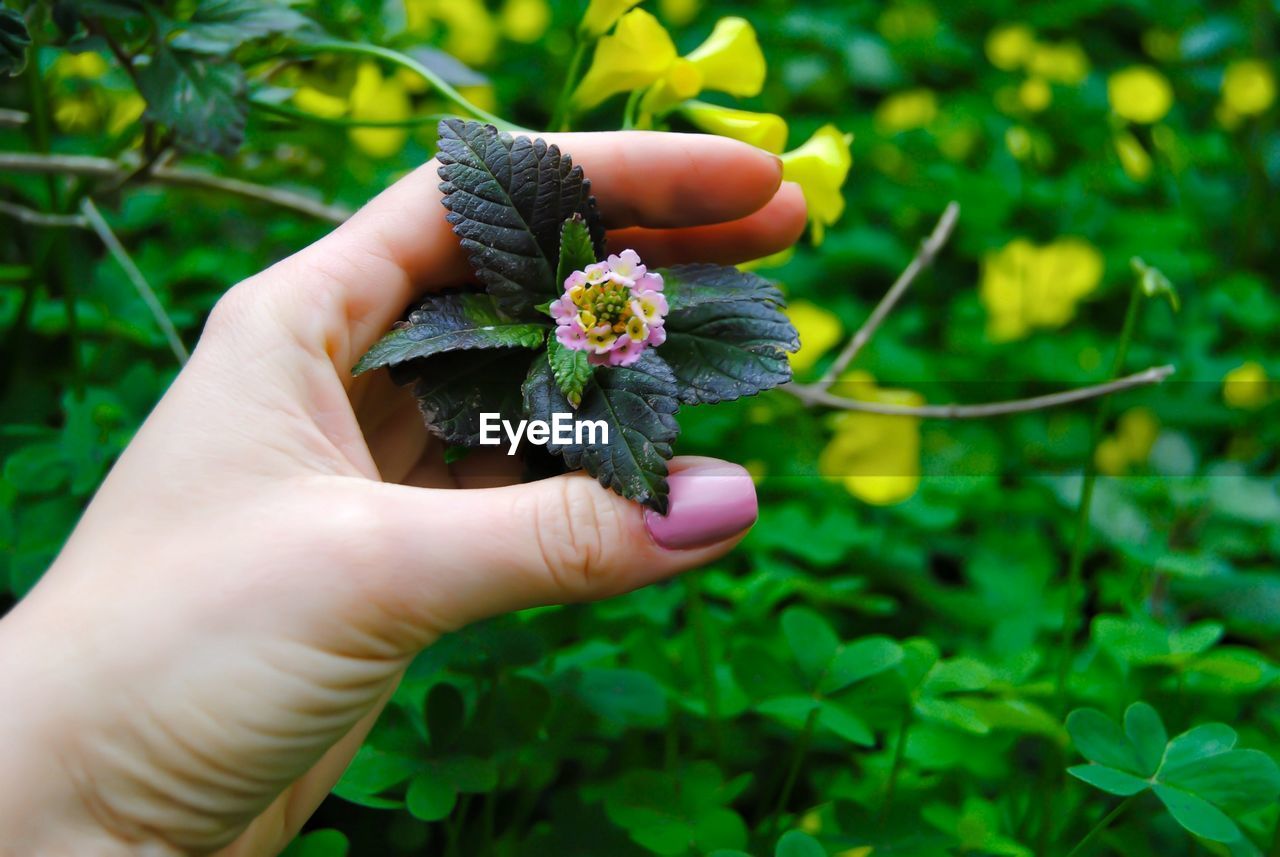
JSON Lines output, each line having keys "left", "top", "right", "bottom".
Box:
{"left": 644, "top": 461, "right": 758, "bottom": 550}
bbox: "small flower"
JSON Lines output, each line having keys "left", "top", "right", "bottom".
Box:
{"left": 639, "top": 16, "right": 767, "bottom": 115}
{"left": 1222, "top": 59, "right": 1276, "bottom": 117}
{"left": 679, "top": 100, "right": 788, "bottom": 153}
{"left": 874, "top": 88, "right": 938, "bottom": 135}
{"left": 1108, "top": 65, "right": 1173, "bottom": 124}
{"left": 784, "top": 301, "right": 841, "bottom": 375}
{"left": 1223, "top": 361, "right": 1269, "bottom": 410}
{"left": 573, "top": 9, "right": 678, "bottom": 109}
{"left": 780, "top": 124, "right": 854, "bottom": 244}
{"left": 580, "top": 0, "right": 644, "bottom": 38}
{"left": 986, "top": 24, "right": 1036, "bottom": 71}
{"left": 552, "top": 249, "right": 668, "bottom": 367}
{"left": 348, "top": 62, "right": 411, "bottom": 158}
{"left": 819, "top": 371, "right": 923, "bottom": 505}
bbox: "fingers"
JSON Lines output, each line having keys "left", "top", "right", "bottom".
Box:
{"left": 230, "top": 133, "right": 791, "bottom": 371}
{"left": 360, "top": 457, "right": 757, "bottom": 636}
{"left": 613, "top": 182, "right": 807, "bottom": 266}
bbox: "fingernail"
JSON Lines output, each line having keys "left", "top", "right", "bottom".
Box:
{"left": 644, "top": 462, "right": 758, "bottom": 550}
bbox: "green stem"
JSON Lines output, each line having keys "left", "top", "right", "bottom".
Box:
{"left": 686, "top": 576, "right": 724, "bottom": 762}
{"left": 880, "top": 707, "right": 911, "bottom": 823}
{"left": 249, "top": 97, "right": 453, "bottom": 129}
{"left": 1053, "top": 280, "right": 1144, "bottom": 711}
{"left": 1064, "top": 796, "right": 1135, "bottom": 857}
{"left": 551, "top": 38, "right": 590, "bottom": 132}
{"left": 770, "top": 706, "right": 819, "bottom": 834}
{"left": 253, "top": 41, "right": 526, "bottom": 133}
{"left": 621, "top": 88, "right": 645, "bottom": 130}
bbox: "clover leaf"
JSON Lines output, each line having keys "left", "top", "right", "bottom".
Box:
{"left": 358, "top": 120, "right": 800, "bottom": 511}
{"left": 1067, "top": 701, "right": 1280, "bottom": 843}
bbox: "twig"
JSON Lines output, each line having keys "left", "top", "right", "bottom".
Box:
{"left": 79, "top": 198, "right": 190, "bottom": 365}
{"left": 0, "top": 108, "right": 29, "bottom": 127}
{"left": 785, "top": 364, "right": 1175, "bottom": 418}
{"left": 0, "top": 200, "right": 89, "bottom": 228}
{"left": 816, "top": 202, "right": 961, "bottom": 390}
{"left": 0, "top": 152, "right": 352, "bottom": 223}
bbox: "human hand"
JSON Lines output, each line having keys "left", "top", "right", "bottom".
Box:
{"left": 0, "top": 132, "right": 805, "bottom": 856}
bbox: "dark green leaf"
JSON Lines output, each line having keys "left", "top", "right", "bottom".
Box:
{"left": 556, "top": 214, "right": 598, "bottom": 288}
{"left": 437, "top": 119, "right": 606, "bottom": 317}
{"left": 781, "top": 606, "right": 839, "bottom": 683}
{"left": 1152, "top": 784, "right": 1242, "bottom": 843}
{"left": 1067, "top": 764, "right": 1150, "bottom": 796}
{"left": 0, "top": 5, "right": 31, "bottom": 76}
{"left": 391, "top": 349, "right": 532, "bottom": 447}
{"left": 821, "top": 637, "right": 904, "bottom": 695}
{"left": 135, "top": 45, "right": 246, "bottom": 154}
{"left": 547, "top": 336, "right": 593, "bottom": 409}
{"left": 1124, "top": 702, "right": 1167, "bottom": 777}
{"left": 425, "top": 683, "right": 465, "bottom": 750}
{"left": 776, "top": 830, "right": 826, "bottom": 857}
{"left": 405, "top": 774, "right": 456, "bottom": 822}
{"left": 354, "top": 292, "right": 545, "bottom": 374}
{"left": 659, "top": 265, "right": 797, "bottom": 405}
{"left": 575, "top": 667, "right": 667, "bottom": 728}
{"left": 1066, "top": 708, "right": 1146, "bottom": 775}
{"left": 818, "top": 701, "right": 874, "bottom": 745}
{"left": 169, "top": 0, "right": 316, "bottom": 53}
{"left": 523, "top": 350, "right": 679, "bottom": 512}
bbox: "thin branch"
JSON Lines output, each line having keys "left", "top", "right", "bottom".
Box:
{"left": 0, "top": 152, "right": 352, "bottom": 223}
{"left": 0, "top": 108, "right": 29, "bottom": 127}
{"left": 816, "top": 201, "right": 961, "bottom": 389}
{"left": 785, "top": 364, "right": 1175, "bottom": 418}
{"left": 79, "top": 198, "right": 190, "bottom": 365}
{"left": 0, "top": 200, "right": 89, "bottom": 228}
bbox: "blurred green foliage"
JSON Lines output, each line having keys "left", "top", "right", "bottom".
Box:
{"left": 2, "top": 0, "right": 1279, "bottom": 854}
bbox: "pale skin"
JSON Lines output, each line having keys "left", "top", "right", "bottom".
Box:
{"left": 0, "top": 132, "right": 807, "bottom": 856}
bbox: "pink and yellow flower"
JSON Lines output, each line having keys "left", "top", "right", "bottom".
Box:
{"left": 551, "top": 249, "right": 668, "bottom": 367}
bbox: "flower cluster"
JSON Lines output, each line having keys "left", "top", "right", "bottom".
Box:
{"left": 551, "top": 250, "right": 668, "bottom": 367}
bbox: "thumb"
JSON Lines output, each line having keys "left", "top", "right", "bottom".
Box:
{"left": 366, "top": 457, "right": 758, "bottom": 634}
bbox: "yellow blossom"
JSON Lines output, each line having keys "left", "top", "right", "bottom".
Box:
{"left": 874, "top": 88, "right": 937, "bottom": 134}
{"left": 1223, "top": 361, "right": 1269, "bottom": 410}
{"left": 293, "top": 86, "right": 348, "bottom": 119}
{"left": 1097, "top": 407, "right": 1160, "bottom": 474}
{"left": 877, "top": 2, "right": 937, "bottom": 42}
{"left": 986, "top": 24, "right": 1036, "bottom": 71}
{"left": 784, "top": 301, "right": 842, "bottom": 375}
{"left": 1028, "top": 42, "right": 1089, "bottom": 85}
{"left": 685, "top": 17, "right": 765, "bottom": 97}
{"left": 980, "top": 238, "right": 1104, "bottom": 341}
{"left": 1004, "top": 126, "right": 1032, "bottom": 160}
{"left": 1114, "top": 130, "right": 1152, "bottom": 181}
{"left": 658, "top": 0, "right": 700, "bottom": 27}
{"left": 107, "top": 92, "right": 145, "bottom": 136}
{"left": 820, "top": 371, "right": 923, "bottom": 506}
{"left": 641, "top": 16, "right": 766, "bottom": 115}
{"left": 1108, "top": 66, "right": 1173, "bottom": 124}
{"left": 573, "top": 9, "right": 677, "bottom": 109}
{"left": 53, "top": 93, "right": 100, "bottom": 133}
{"left": 679, "top": 100, "right": 788, "bottom": 153}
{"left": 1222, "top": 59, "right": 1276, "bottom": 116}
{"left": 580, "top": 0, "right": 644, "bottom": 38}
{"left": 52, "top": 51, "right": 109, "bottom": 79}
{"left": 1018, "top": 76, "right": 1052, "bottom": 112}
{"left": 780, "top": 124, "right": 854, "bottom": 244}
{"left": 348, "top": 63, "right": 410, "bottom": 158}
{"left": 500, "top": 0, "right": 551, "bottom": 43}
{"left": 438, "top": 0, "right": 499, "bottom": 66}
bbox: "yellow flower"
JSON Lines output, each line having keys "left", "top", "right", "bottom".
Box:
{"left": 784, "top": 301, "right": 842, "bottom": 375}
{"left": 438, "top": 0, "right": 499, "bottom": 66}
{"left": 1222, "top": 59, "right": 1276, "bottom": 116}
{"left": 580, "top": 0, "right": 644, "bottom": 38}
{"left": 52, "top": 51, "right": 110, "bottom": 79}
{"left": 874, "top": 88, "right": 937, "bottom": 134}
{"left": 980, "top": 238, "right": 1104, "bottom": 341}
{"left": 500, "top": 0, "right": 550, "bottom": 43}
{"left": 877, "top": 2, "right": 937, "bottom": 43}
{"left": 107, "top": 92, "right": 145, "bottom": 136}
{"left": 820, "top": 371, "right": 923, "bottom": 506}
{"left": 641, "top": 16, "right": 766, "bottom": 115}
{"left": 348, "top": 63, "right": 411, "bottom": 158}
{"left": 53, "top": 93, "right": 100, "bottom": 133}
{"left": 1097, "top": 407, "right": 1160, "bottom": 475}
{"left": 1018, "top": 77, "right": 1052, "bottom": 112}
{"left": 293, "top": 86, "right": 348, "bottom": 119}
{"left": 679, "top": 100, "right": 788, "bottom": 153}
{"left": 1223, "top": 361, "right": 1269, "bottom": 410}
{"left": 780, "top": 124, "right": 854, "bottom": 244}
{"left": 685, "top": 17, "right": 765, "bottom": 97}
{"left": 986, "top": 24, "right": 1035, "bottom": 71}
{"left": 1028, "top": 42, "right": 1089, "bottom": 85}
{"left": 1108, "top": 66, "right": 1173, "bottom": 124}
{"left": 573, "top": 9, "right": 677, "bottom": 109}
{"left": 1113, "top": 130, "right": 1152, "bottom": 181}
{"left": 658, "top": 0, "right": 700, "bottom": 27}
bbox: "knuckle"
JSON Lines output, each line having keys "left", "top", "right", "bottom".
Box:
{"left": 530, "top": 477, "right": 624, "bottom": 599}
